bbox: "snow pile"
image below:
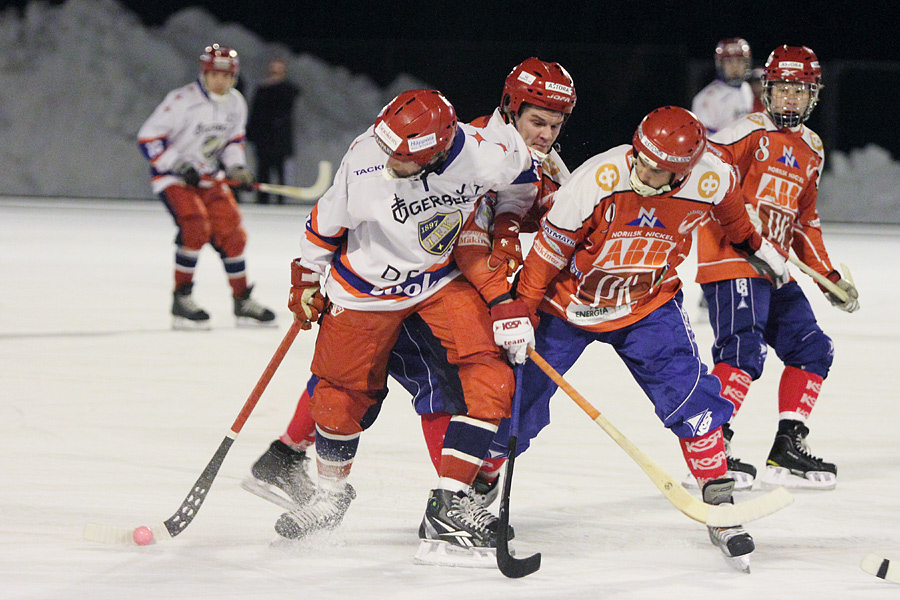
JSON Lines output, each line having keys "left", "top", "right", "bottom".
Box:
{"left": 0, "top": 0, "right": 425, "bottom": 199}
{"left": 819, "top": 144, "right": 900, "bottom": 223}
{"left": 0, "top": 0, "right": 896, "bottom": 223}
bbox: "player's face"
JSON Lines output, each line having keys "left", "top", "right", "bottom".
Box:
{"left": 632, "top": 153, "right": 675, "bottom": 189}
{"left": 385, "top": 156, "right": 424, "bottom": 179}
{"left": 204, "top": 71, "right": 236, "bottom": 95}
{"left": 516, "top": 106, "right": 566, "bottom": 154}
{"left": 768, "top": 81, "right": 811, "bottom": 115}
{"left": 720, "top": 56, "right": 748, "bottom": 82}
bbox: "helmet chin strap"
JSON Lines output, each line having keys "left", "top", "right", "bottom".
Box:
{"left": 629, "top": 164, "right": 674, "bottom": 197}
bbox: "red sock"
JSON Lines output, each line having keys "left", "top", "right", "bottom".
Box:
{"left": 680, "top": 427, "right": 727, "bottom": 489}
{"left": 478, "top": 456, "right": 506, "bottom": 482}
{"left": 712, "top": 362, "right": 752, "bottom": 418}
{"left": 229, "top": 274, "right": 248, "bottom": 297}
{"left": 420, "top": 413, "right": 451, "bottom": 474}
{"left": 281, "top": 388, "right": 317, "bottom": 451}
{"left": 778, "top": 366, "right": 823, "bottom": 421}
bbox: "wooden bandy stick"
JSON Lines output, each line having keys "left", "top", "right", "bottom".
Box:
{"left": 526, "top": 347, "right": 793, "bottom": 527}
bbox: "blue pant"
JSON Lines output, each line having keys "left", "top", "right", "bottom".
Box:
{"left": 703, "top": 279, "right": 834, "bottom": 380}
{"left": 489, "top": 292, "right": 734, "bottom": 458}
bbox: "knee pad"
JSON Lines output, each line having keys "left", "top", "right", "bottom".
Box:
{"left": 785, "top": 331, "right": 834, "bottom": 379}
{"left": 214, "top": 225, "right": 247, "bottom": 259}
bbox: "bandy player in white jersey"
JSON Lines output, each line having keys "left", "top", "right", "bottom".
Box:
{"left": 277, "top": 89, "right": 540, "bottom": 563}
{"left": 691, "top": 38, "right": 755, "bottom": 134}
{"left": 138, "top": 44, "right": 274, "bottom": 328}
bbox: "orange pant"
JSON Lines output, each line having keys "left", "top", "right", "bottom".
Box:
{"left": 309, "top": 278, "right": 513, "bottom": 435}
{"left": 162, "top": 183, "right": 247, "bottom": 257}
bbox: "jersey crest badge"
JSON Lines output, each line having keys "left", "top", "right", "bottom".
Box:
{"left": 627, "top": 206, "right": 666, "bottom": 229}
{"left": 419, "top": 211, "right": 463, "bottom": 255}
{"left": 778, "top": 146, "right": 799, "bottom": 169}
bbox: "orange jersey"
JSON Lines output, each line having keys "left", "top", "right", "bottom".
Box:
{"left": 697, "top": 112, "right": 834, "bottom": 283}
{"left": 517, "top": 144, "right": 758, "bottom": 332}
{"left": 454, "top": 109, "right": 566, "bottom": 305}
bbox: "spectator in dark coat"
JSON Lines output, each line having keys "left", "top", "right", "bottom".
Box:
{"left": 247, "top": 59, "right": 300, "bottom": 204}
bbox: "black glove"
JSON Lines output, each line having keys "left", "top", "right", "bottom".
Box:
{"left": 226, "top": 166, "right": 255, "bottom": 191}
{"left": 174, "top": 162, "right": 201, "bottom": 187}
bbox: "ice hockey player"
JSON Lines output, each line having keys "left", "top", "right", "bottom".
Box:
{"left": 694, "top": 45, "right": 859, "bottom": 493}
{"left": 272, "top": 88, "right": 542, "bottom": 566}
{"left": 495, "top": 106, "right": 791, "bottom": 571}
{"left": 691, "top": 37, "right": 756, "bottom": 134}
{"left": 244, "top": 57, "right": 576, "bottom": 514}
{"left": 138, "top": 44, "right": 275, "bottom": 329}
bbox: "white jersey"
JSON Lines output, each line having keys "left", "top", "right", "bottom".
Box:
{"left": 137, "top": 79, "right": 248, "bottom": 194}
{"left": 300, "top": 121, "right": 538, "bottom": 311}
{"left": 691, "top": 79, "right": 754, "bottom": 134}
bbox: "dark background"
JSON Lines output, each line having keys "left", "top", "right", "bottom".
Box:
{"left": 8, "top": 1, "right": 897, "bottom": 169}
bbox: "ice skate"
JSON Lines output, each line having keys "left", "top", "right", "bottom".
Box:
{"left": 469, "top": 472, "right": 502, "bottom": 508}
{"left": 760, "top": 420, "right": 837, "bottom": 490}
{"left": 233, "top": 285, "right": 276, "bottom": 326}
{"left": 273, "top": 483, "right": 355, "bottom": 540}
{"left": 414, "top": 489, "right": 500, "bottom": 568}
{"left": 703, "top": 478, "right": 754, "bottom": 573}
{"left": 172, "top": 282, "right": 211, "bottom": 330}
{"left": 241, "top": 440, "right": 315, "bottom": 510}
{"left": 682, "top": 423, "right": 756, "bottom": 491}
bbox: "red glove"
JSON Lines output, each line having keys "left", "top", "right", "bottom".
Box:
{"left": 288, "top": 259, "right": 326, "bottom": 330}
{"left": 486, "top": 213, "right": 523, "bottom": 277}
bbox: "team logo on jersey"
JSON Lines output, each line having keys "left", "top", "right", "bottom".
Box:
{"left": 697, "top": 171, "right": 721, "bottom": 199}
{"left": 418, "top": 211, "right": 463, "bottom": 255}
{"left": 595, "top": 164, "right": 619, "bottom": 191}
{"left": 626, "top": 206, "right": 665, "bottom": 229}
{"left": 678, "top": 210, "right": 706, "bottom": 234}
{"left": 754, "top": 173, "right": 801, "bottom": 210}
{"left": 749, "top": 114, "right": 766, "bottom": 126}
{"left": 778, "top": 146, "right": 799, "bottom": 169}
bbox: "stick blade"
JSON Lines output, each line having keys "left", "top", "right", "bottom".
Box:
{"left": 705, "top": 486, "right": 794, "bottom": 527}
{"left": 498, "top": 548, "right": 542, "bottom": 578}
{"left": 861, "top": 553, "right": 900, "bottom": 583}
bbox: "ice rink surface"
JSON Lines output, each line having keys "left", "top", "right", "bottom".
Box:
{"left": 2, "top": 198, "right": 898, "bottom": 599}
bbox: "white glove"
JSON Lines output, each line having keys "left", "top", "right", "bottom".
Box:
{"left": 747, "top": 238, "right": 789, "bottom": 289}
{"left": 822, "top": 270, "right": 860, "bottom": 313}
{"left": 490, "top": 300, "right": 535, "bottom": 365}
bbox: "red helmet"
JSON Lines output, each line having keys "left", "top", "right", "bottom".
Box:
{"left": 761, "top": 45, "right": 822, "bottom": 127}
{"left": 715, "top": 38, "right": 752, "bottom": 83}
{"left": 501, "top": 57, "right": 576, "bottom": 119}
{"left": 200, "top": 44, "right": 239, "bottom": 76}
{"left": 632, "top": 106, "right": 707, "bottom": 180}
{"left": 374, "top": 89, "right": 458, "bottom": 167}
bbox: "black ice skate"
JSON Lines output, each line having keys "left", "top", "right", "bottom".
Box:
{"left": 760, "top": 420, "right": 837, "bottom": 490}
{"left": 241, "top": 440, "right": 315, "bottom": 510}
{"left": 703, "top": 477, "right": 754, "bottom": 573}
{"left": 233, "top": 285, "right": 276, "bottom": 326}
{"left": 469, "top": 472, "right": 502, "bottom": 508}
{"left": 172, "top": 282, "right": 211, "bottom": 330}
{"left": 681, "top": 423, "right": 756, "bottom": 491}
{"left": 414, "top": 489, "right": 500, "bottom": 568}
{"left": 273, "top": 483, "right": 356, "bottom": 540}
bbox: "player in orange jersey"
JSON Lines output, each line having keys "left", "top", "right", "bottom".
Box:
{"left": 496, "top": 106, "right": 790, "bottom": 571}
{"left": 695, "top": 46, "right": 859, "bottom": 492}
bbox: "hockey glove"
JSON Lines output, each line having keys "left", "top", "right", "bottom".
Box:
{"left": 288, "top": 259, "right": 326, "bottom": 330}
{"left": 733, "top": 236, "right": 789, "bottom": 289}
{"left": 174, "top": 161, "right": 201, "bottom": 187}
{"left": 487, "top": 212, "right": 523, "bottom": 277}
{"left": 821, "top": 270, "right": 859, "bottom": 313}
{"left": 226, "top": 165, "right": 256, "bottom": 191}
{"left": 491, "top": 299, "right": 537, "bottom": 365}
